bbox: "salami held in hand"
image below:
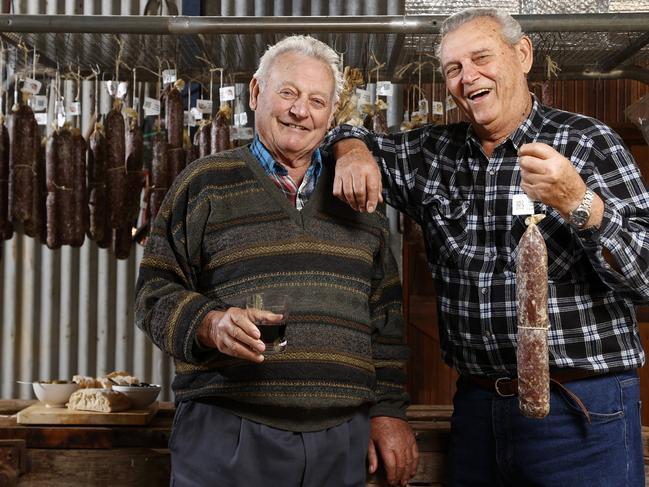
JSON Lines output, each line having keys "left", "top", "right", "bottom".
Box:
{"left": 516, "top": 213, "right": 550, "bottom": 419}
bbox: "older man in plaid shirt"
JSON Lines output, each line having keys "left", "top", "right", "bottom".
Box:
{"left": 326, "top": 7, "right": 649, "bottom": 487}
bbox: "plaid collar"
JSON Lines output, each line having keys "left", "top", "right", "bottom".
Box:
{"left": 249, "top": 136, "right": 322, "bottom": 183}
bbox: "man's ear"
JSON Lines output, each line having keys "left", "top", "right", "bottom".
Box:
{"left": 249, "top": 77, "right": 259, "bottom": 111}
{"left": 517, "top": 35, "right": 534, "bottom": 74}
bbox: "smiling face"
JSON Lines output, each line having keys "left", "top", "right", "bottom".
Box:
{"left": 440, "top": 16, "right": 533, "bottom": 144}
{"left": 249, "top": 51, "right": 336, "bottom": 168}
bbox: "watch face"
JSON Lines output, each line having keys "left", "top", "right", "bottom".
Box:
{"left": 571, "top": 209, "right": 589, "bottom": 227}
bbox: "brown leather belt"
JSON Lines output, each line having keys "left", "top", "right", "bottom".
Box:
{"left": 466, "top": 369, "right": 627, "bottom": 423}
{"left": 467, "top": 368, "right": 611, "bottom": 398}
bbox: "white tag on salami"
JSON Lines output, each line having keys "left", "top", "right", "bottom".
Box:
{"left": 106, "top": 80, "right": 118, "bottom": 97}
{"left": 196, "top": 99, "right": 213, "bottom": 114}
{"left": 356, "top": 88, "right": 371, "bottom": 110}
{"left": 68, "top": 101, "right": 81, "bottom": 116}
{"left": 32, "top": 95, "right": 48, "bottom": 112}
{"left": 418, "top": 98, "right": 429, "bottom": 115}
{"left": 162, "top": 69, "right": 177, "bottom": 86}
{"left": 512, "top": 193, "right": 535, "bottom": 215}
{"left": 143, "top": 97, "right": 160, "bottom": 115}
{"left": 377, "top": 81, "right": 393, "bottom": 97}
{"left": 35, "top": 112, "right": 48, "bottom": 125}
{"left": 432, "top": 101, "right": 444, "bottom": 116}
{"left": 446, "top": 95, "right": 457, "bottom": 111}
{"left": 238, "top": 111, "right": 248, "bottom": 126}
{"left": 21, "top": 77, "right": 41, "bottom": 95}
{"left": 219, "top": 86, "right": 235, "bottom": 102}
{"left": 190, "top": 107, "right": 202, "bottom": 120}
{"left": 116, "top": 81, "right": 128, "bottom": 100}
{"left": 183, "top": 110, "right": 196, "bottom": 127}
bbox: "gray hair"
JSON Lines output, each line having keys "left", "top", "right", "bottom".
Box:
{"left": 253, "top": 35, "right": 343, "bottom": 103}
{"left": 435, "top": 8, "right": 525, "bottom": 60}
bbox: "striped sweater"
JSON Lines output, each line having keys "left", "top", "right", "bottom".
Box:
{"left": 135, "top": 146, "right": 409, "bottom": 431}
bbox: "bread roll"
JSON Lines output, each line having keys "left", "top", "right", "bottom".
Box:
{"left": 67, "top": 388, "right": 131, "bottom": 412}
{"left": 72, "top": 375, "right": 101, "bottom": 388}
{"left": 106, "top": 370, "right": 140, "bottom": 386}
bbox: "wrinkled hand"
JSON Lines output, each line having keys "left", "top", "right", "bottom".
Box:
{"left": 197, "top": 307, "right": 283, "bottom": 363}
{"left": 332, "top": 138, "right": 383, "bottom": 213}
{"left": 518, "top": 142, "right": 587, "bottom": 217}
{"left": 368, "top": 416, "right": 419, "bottom": 486}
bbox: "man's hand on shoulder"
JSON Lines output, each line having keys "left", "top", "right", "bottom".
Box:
{"left": 368, "top": 416, "right": 419, "bottom": 486}
{"left": 332, "top": 138, "right": 383, "bottom": 213}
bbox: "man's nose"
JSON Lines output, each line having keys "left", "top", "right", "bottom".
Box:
{"left": 461, "top": 63, "right": 480, "bottom": 84}
{"left": 289, "top": 98, "right": 309, "bottom": 118}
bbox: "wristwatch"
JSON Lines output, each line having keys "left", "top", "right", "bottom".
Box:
{"left": 569, "top": 188, "right": 594, "bottom": 229}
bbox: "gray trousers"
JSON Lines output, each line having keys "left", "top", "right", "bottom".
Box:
{"left": 170, "top": 401, "right": 371, "bottom": 487}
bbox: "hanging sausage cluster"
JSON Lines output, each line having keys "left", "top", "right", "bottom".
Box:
{"left": 0, "top": 77, "right": 235, "bottom": 260}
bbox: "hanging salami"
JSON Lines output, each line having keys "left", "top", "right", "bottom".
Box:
{"left": 45, "top": 127, "right": 72, "bottom": 249}
{"left": 105, "top": 102, "right": 126, "bottom": 229}
{"left": 0, "top": 114, "right": 13, "bottom": 240}
{"left": 516, "top": 214, "right": 550, "bottom": 419}
{"left": 9, "top": 102, "right": 39, "bottom": 233}
{"left": 164, "top": 80, "right": 184, "bottom": 149}
{"left": 70, "top": 128, "right": 87, "bottom": 247}
{"left": 148, "top": 131, "right": 168, "bottom": 221}
{"left": 125, "top": 108, "right": 144, "bottom": 225}
{"left": 34, "top": 138, "right": 47, "bottom": 243}
{"left": 194, "top": 119, "right": 211, "bottom": 158}
{"left": 87, "top": 123, "right": 111, "bottom": 248}
{"left": 210, "top": 104, "right": 232, "bottom": 153}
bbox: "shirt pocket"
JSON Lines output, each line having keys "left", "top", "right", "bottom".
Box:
{"left": 423, "top": 197, "right": 471, "bottom": 266}
{"left": 507, "top": 211, "right": 578, "bottom": 281}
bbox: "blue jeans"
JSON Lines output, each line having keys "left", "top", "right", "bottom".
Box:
{"left": 448, "top": 370, "right": 643, "bottom": 487}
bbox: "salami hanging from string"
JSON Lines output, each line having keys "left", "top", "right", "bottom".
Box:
{"left": 516, "top": 213, "right": 550, "bottom": 419}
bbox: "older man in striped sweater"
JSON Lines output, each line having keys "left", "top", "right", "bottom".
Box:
{"left": 135, "top": 35, "right": 418, "bottom": 487}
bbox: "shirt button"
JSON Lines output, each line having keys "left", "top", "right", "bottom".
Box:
{"left": 481, "top": 288, "right": 488, "bottom": 295}
{"left": 489, "top": 170, "right": 495, "bottom": 176}
{"left": 487, "top": 210, "right": 493, "bottom": 216}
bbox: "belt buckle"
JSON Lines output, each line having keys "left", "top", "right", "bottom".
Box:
{"left": 494, "top": 377, "right": 516, "bottom": 397}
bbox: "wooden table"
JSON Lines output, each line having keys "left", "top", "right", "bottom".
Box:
{"left": 0, "top": 399, "right": 173, "bottom": 487}
{"left": 0, "top": 400, "right": 450, "bottom": 487}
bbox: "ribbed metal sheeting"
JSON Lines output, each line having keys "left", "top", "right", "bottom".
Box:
{"left": 0, "top": 0, "right": 176, "bottom": 402}
{"left": 9, "top": 0, "right": 177, "bottom": 15}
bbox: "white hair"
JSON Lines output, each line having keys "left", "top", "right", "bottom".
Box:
{"left": 253, "top": 35, "right": 343, "bottom": 103}
{"left": 435, "top": 8, "right": 525, "bottom": 60}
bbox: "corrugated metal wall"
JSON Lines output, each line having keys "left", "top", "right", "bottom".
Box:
{"left": 1, "top": 0, "right": 178, "bottom": 401}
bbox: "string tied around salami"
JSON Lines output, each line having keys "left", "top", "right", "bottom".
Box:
{"left": 516, "top": 213, "right": 551, "bottom": 419}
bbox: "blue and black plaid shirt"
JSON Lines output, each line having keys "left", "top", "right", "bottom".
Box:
{"left": 325, "top": 97, "right": 649, "bottom": 376}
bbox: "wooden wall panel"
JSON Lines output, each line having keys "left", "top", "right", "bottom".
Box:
{"left": 404, "top": 79, "right": 649, "bottom": 417}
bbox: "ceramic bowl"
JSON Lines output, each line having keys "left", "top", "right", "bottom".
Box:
{"left": 32, "top": 381, "right": 80, "bottom": 408}
{"left": 111, "top": 384, "right": 161, "bottom": 409}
